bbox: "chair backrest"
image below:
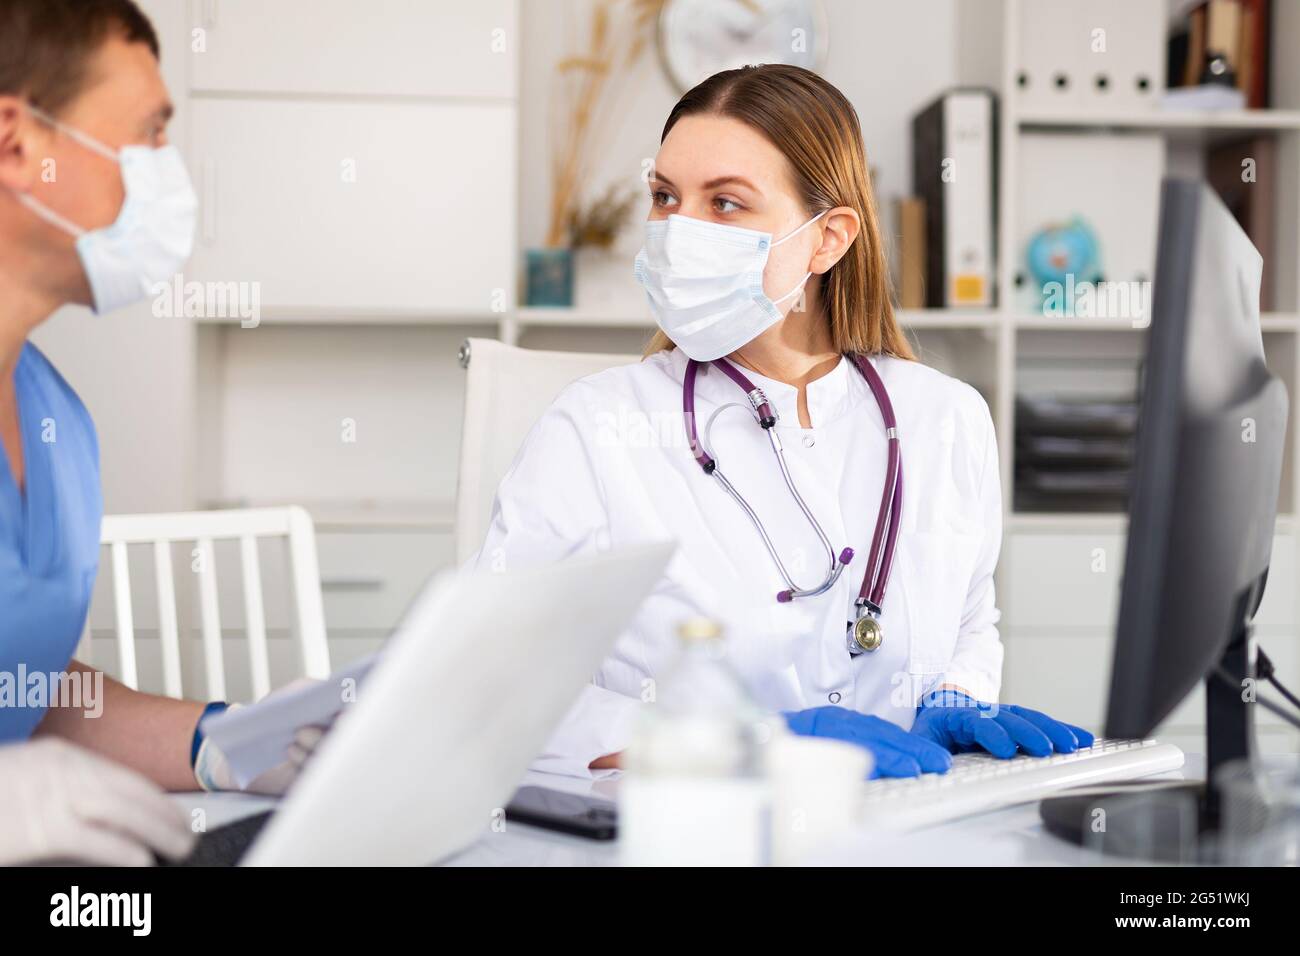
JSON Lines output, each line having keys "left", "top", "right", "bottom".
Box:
{"left": 93, "top": 506, "right": 331, "bottom": 701}
{"left": 454, "top": 337, "right": 639, "bottom": 563}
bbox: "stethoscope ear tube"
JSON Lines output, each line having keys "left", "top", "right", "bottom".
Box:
{"left": 848, "top": 353, "right": 904, "bottom": 613}
{"left": 682, "top": 354, "right": 902, "bottom": 640}
{"left": 860, "top": 430, "right": 902, "bottom": 609}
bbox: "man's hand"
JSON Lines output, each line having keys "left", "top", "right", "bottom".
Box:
{"left": 194, "top": 720, "right": 327, "bottom": 795}
{"left": 0, "top": 739, "right": 195, "bottom": 866}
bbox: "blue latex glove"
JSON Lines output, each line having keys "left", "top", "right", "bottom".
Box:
{"left": 911, "top": 689, "right": 1095, "bottom": 759}
{"left": 784, "top": 706, "right": 952, "bottom": 778}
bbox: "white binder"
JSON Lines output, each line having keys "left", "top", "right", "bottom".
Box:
{"left": 1015, "top": 0, "right": 1165, "bottom": 114}
{"left": 944, "top": 92, "right": 996, "bottom": 307}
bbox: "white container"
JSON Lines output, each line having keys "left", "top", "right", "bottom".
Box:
{"left": 619, "top": 619, "right": 773, "bottom": 867}
{"left": 619, "top": 776, "right": 769, "bottom": 867}
{"left": 767, "top": 735, "right": 873, "bottom": 866}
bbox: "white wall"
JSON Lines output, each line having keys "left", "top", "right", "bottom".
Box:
{"left": 518, "top": 0, "right": 959, "bottom": 263}
{"left": 30, "top": 0, "right": 195, "bottom": 515}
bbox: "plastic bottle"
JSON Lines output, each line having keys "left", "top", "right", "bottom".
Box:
{"left": 619, "top": 617, "right": 774, "bottom": 866}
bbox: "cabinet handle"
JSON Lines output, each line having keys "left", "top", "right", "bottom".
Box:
{"left": 321, "top": 578, "right": 385, "bottom": 593}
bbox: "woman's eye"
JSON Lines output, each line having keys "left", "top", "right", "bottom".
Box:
{"left": 714, "top": 197, "right": 741, "bottom": 214}
{"left": 651, "top": 189, "right": 678, "bottom": 209}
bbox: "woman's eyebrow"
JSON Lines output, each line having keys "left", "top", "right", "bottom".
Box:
{"left": 650, "top": 172, "right": 761, "bottom": 194}
{"left": 703, "top": 175, "right": 761, "bottom": 193}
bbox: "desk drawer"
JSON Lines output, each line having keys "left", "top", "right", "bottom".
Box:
{"left": 317, "top": 530, "right": 454, "bottom": 632}
{"left": 1004, "top": 533, "right": 1125, "bottom": 631}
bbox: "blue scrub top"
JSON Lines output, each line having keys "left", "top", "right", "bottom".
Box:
{"left": 0, "top": 342, "right": 101, "bottom": 741}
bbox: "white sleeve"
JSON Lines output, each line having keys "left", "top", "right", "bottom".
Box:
{"left": 934, "top": 403, "right": 1005, "bottom": 702}
{"left": 467, "top": 385, "right": 643, "bottom": 777}
{"left": 531, "top": 684, "right": 643, "bottom": 779}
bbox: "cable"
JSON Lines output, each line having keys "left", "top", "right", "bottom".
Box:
{"left": 1256, "top": 648, "right": 1300, "bottom": 713}
{"left": 1212, "top": 666, "right": 1300, "bottom": 731}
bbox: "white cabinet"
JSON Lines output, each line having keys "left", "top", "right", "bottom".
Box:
{"left": 1004, "top": 530, "right": 1295, "bottom": 637}
{"left": 187, "top": 98, "right": 516, "bottom": 312}
{"left": 1001, "top": 528, "right": 1299, "bottom": 743}
{"left": 1003, "top": 530, "right": 1126, "bottom": 630}
{"left": 315, "top": 530, "right": 454, "bottom": 632}
{"left": 188, "top": 0, "right": 517, "bottom": 98}
{"left": 1001, "top": 632, "right": 1114, "bottom": 728}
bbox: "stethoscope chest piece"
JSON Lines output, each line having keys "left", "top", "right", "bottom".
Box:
{"left": 849, "top": 614, "right": 884, "bottom": 654}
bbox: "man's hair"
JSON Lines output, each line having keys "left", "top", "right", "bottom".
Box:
{"left": 0, "top": 0, "right": 159, "bottom": 116}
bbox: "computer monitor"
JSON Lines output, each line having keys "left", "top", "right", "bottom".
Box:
{"left": 1042, "top": 178, "right": 1289, "bottom": 852}
{"left": 1108, "top": 177, "right": 1287, "bottom": 783}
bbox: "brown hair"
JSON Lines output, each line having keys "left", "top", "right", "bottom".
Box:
{"left": 644, "top": 64, "right": 912, "bottom": 361}
{"left": 0, "top": 0, "right": 160, "bottom": 116}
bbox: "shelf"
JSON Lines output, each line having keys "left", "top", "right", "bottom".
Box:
{"left": 1012, "top": 314, "right": 1147, "bottom": 332}
{"left": 1007, "top": 512, "right": 1127, "bottom": 533}
{"left": 1010, "top": 313, "right": 1299, "bottom": 332}
{"left": 1007, "top": 512, "right": 1296, "bottom": 536}
{"left": 897, "top": 308, "right": 999, "bottom": 330}
{"left": 513, "top": 306, "right": 1000, "bottom": 332}
{"left": 194, "top": 307, "right": 503, "bottom": 326}
{"left": 514, "top": 309, "right": 1296, "bottom": 334}
{"left": 1016, "top": 108, "right": 1300, "bottom": 139}
{"left": 514, "top": 306, "right": 651, "bottom": 328}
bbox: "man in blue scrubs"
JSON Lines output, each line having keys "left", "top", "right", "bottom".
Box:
{"left": 0, "top": 0, "right": 300, "bottom": 864}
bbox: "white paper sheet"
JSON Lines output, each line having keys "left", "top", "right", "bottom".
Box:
{"left": 200, "top": 655, "right": 378, "bottom": 788}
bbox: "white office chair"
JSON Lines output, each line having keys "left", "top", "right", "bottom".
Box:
{"left": 454, "top": 337, "right": 639, "bottom": 563}
{"left": 92, "top": 507, "right": 332, "bottom": 701}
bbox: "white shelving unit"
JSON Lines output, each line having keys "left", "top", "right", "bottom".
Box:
{"left": 976, "top": 0, "right": 1300, "bottom": 750}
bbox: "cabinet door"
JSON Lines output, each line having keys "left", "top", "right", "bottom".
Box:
{"left": 1003, "top": 532, "right": 1126, "bottom": 631}
{"left": 188, "top": 0, "right": 517, "bottom": 98}
{"left": 187, "top": 98, "right": 516, "bottom": 313}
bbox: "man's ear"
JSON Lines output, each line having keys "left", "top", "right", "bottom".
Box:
{"left": 0, "top": 96, "right": 42, "bottom": 193}
{"left": 809, "top": 206, "right": 862, "bottom": 275}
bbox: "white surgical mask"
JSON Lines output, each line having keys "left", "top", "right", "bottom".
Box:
{"left": 14, "top": 105, "right": 197, "bottom": 315}
{"left": 634, "top": 210, "right": 826, "bottom": 361}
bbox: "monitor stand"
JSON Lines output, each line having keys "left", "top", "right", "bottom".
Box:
{"left": 1038, "top": 606, "right": 1257, "bottom": 863}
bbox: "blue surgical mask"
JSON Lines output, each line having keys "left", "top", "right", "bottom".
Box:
{"left": 14, "top": 104, "right": 197, "bottom": 315}
{"left": 634, "top": 211, "right": 826, "bottom": 361}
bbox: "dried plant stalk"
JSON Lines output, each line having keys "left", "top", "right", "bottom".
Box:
{"left": 545, "top": 0, "right": 664, "bottom": 248}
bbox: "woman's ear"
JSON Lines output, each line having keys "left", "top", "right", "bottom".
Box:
{"left": 809, "top": 205, "right": 861, "bottom": 275}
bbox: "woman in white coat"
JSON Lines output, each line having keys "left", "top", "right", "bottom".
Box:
{"left": 473, "top": 64, "right": 1091, "bottom": 778}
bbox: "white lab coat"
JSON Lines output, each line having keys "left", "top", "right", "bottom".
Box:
{"left": 470, "top": 348, "right": 1003, "bottom": 777}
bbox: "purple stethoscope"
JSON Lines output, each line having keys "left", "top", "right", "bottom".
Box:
{"left": 683, "top": 354, "right": 902, "bottom": 656}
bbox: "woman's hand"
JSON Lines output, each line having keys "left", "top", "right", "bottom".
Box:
{"left": 784, "top": 706, "right": 952, "bottom": 778}
{"left": 910, "top": 688, "right": 1094, "bottom": 759}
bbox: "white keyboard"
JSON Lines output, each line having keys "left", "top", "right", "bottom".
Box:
{"left": 861, "top": 738, "right": 1185, "bottom": 830}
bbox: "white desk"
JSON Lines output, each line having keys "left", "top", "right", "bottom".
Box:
{"left": 172, "top": 757, "right": 1203, "bottom": 866}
